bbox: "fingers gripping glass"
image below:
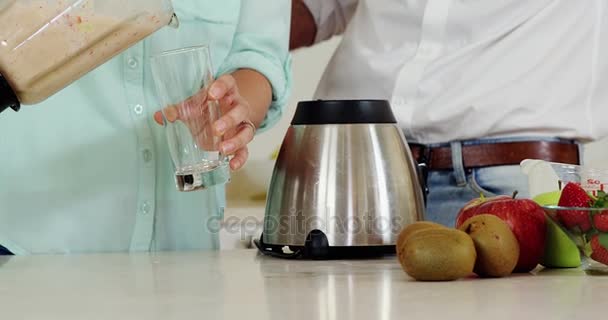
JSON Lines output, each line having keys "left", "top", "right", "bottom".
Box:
{"left": 150, "top": 45, "right": 230, "bottom": 191}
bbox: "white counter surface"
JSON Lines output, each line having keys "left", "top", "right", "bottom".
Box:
{"left": 0, "top": 249, "right": 604, "bottom": 320}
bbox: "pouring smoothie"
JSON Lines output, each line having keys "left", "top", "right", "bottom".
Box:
{"left": 0, "top": 0, "right": 174, "bottom": 106}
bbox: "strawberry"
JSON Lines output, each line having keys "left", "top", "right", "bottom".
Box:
{"left": 591, "top": 191, "right": 608, "bottom": 232}
{"left": 559, "top": 182, "right": 593, "bottom": 207}
{"left": 557, "top": 182, "right": 593, "bottom": 232}
{"left": 590, "top": 234, "right": 608, "bottom": 265}
{"left": 593, "top": 212, "right": 608, "bottom": 232}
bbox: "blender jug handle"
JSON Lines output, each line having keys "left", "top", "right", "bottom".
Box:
{"left": 0, "top": 73, "right": 20, "bottom": 114}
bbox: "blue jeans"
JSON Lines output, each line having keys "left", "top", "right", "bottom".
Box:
{"left": 421, "top": 137, "right": 583, "bottom": 227}
{"left": 425, "top": 165, "right": 529, "bottom": 227}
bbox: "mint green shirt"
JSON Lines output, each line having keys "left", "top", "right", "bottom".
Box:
{"left": 0, "top": 0, "right": 292, "bottom": 254}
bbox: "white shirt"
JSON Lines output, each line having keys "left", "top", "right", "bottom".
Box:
{"left": 303, "top": 0, "right": 608, "bottom": 144}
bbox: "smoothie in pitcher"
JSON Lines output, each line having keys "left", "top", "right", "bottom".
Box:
{"left": 0, "top": 0, "right": 173, "bottom": 104}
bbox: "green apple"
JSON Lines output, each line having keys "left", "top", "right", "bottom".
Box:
{"left": 541, "top": 215, "right": 581, "bottom": 268}
{"left": 532, "top": 191, "right": 562, "bottom": 206}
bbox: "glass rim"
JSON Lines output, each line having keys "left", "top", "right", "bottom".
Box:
{"left": 543, "top": 205, "right": 608, "bottom": 211}
{"left": 150, "top": 44, "right": 210, "bottom": 60}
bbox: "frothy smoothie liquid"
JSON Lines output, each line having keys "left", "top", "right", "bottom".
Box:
{"left": 0, "top": 0, "right": 172, "bottom": 104}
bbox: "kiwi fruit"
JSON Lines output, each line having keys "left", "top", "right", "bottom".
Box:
{"left": 398, "top": 228, "right": 477, "bottom": 281}
{"left": 458, "top": 214, "right": 520, "bottom": 277}
{"left": 396, "top": 221, "right": 445, "bottom": 261}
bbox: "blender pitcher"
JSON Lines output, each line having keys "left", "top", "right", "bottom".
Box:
{"left": 0, "top": 0, "right": 176, "bottom": 113}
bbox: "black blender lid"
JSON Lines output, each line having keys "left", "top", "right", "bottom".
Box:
{"left": 0, "top": 73, "right": 20, "bottom": 114}
{"left": 291, "top": 99, "right": 396, "bottom": 125}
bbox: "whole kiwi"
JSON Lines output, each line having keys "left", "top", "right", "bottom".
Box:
{"left": 458, "top": 214, "right": 520, "bottom": 277}
{"left": 398, "top": 228, "right": 477, "bottom": 281}
{"left": 396, "top": 221, "right": 445, "bottom": 261}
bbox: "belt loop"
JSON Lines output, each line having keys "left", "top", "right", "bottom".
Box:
{"left": 450, "top": 141, "right": 467, "bottom": 187}
{"left": 417, "top": 145, "right": 430, "bottom": 204}
{"left": 576, "top": 141, "right": 584, "bottom": 165}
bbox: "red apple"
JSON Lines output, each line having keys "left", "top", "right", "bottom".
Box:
{"left": 459, "top": 194, "right": 512, "bottom": 213}
{"left": 456, "top": 194, "right": 547, "bottom": 273}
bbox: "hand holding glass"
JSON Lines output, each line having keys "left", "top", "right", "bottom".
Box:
{"left": 150, "top": 45, "right": 230, "bottom": 192}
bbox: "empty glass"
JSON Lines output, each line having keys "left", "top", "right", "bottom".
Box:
{"left": 150, "top": 45, "right": 230, "bottom": 192}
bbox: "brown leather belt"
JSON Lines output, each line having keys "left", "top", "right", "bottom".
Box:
{"left": 409, "top": 140, "right": 580, "bottom": 170}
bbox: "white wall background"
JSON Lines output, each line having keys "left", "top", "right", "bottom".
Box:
{"left": 228, "top": 36, "right": 608, "bottom": 204}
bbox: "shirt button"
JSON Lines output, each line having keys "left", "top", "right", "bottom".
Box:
{"left": 140, "top": 201, "right": 151, "bottom": 215}
{"left": 127, "top": 57, "right": 138, "bottom": 69}
{"left": 142, "top": 149, "right": 152, "bottom": 163}
{"left": 134, "top": 104, "right": 143, "bottom": 114}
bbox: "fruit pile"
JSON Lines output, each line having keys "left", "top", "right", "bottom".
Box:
{"left": 553, "top": 182, "right": 608, "bottom": 266}
{"left": 397, "top": 183, "right": 608, "bottom": 281}
{"left": 397, "top": 193, "right": 548, "bottom": 281}
{"left": 455, "top": 193, "right": 546, "bottom": 272}
{"left": 397, "top": 215, "right": 520, "bottom": 281}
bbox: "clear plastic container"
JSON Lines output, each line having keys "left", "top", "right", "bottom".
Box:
{"left": 521, "top": 159, "right": 608, "bottom": 273}
{"left": 520, "top": 159, "right": 608, "bottom": 199}
{"left": 0, "top": 0, "right": 175, "bottom": 112}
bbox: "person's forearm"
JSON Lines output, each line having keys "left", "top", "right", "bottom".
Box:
{"left": 290, "top": 0, "right": 317, "bottom": 50}
{"left": 231, "top": 69, "right": 272, "bottom": 128}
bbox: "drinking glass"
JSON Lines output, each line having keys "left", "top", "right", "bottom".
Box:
{"left": 150, "top": 45, "right": 230, "bottom": 191}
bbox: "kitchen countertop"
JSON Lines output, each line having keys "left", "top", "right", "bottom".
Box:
{"left": 0, "top": 249, "right": 605, "bottom": 320}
